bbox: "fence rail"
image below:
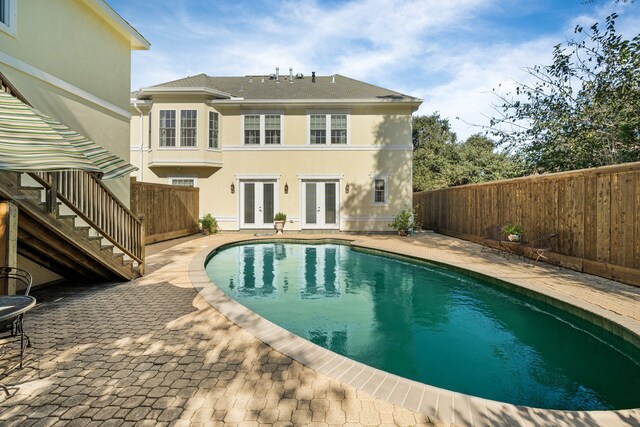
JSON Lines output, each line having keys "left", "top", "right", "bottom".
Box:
{"left": 413, "top": 161, "right": 640, "bottom": 286}
{"left": 130, "top": 181, "right": 200, "bottom": 244}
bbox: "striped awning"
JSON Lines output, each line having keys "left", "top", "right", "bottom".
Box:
{"left": 0, "top": 90, "right": 137, "bottom": 181}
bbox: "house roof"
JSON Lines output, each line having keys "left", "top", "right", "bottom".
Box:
{"left": 133, "top": 73, "right": 422, "bottom": 105}
{"left": 81, "top": 0, "right": 150, "bottom": 50}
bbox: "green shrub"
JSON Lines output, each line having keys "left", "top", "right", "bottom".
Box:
{"left": 389, "top": 206, "right": 421, "bottom": 235}
{"left": 200, "top": 214, "right": 218, "bottom": 234}
{"left": 274, "top": 212, "right": 287, "bottom": 221}
{"left": 502, "top": 224, "right": 523, "bottom": 236}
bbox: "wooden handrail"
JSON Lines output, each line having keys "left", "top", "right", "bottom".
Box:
{"left": 29, "top": 171, "right": 144, "bottom": 266}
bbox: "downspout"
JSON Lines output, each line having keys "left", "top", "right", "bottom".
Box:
{"left": 133, "top": 101, "right": 144, "bottom": 182}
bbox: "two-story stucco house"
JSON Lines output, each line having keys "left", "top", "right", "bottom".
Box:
{"left": 130, "top": 70, "right": 422, "bottom": 232}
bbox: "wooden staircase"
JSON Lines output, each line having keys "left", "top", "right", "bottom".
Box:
{"left": 0, "top": 171, "right": 144, "bottom": 283}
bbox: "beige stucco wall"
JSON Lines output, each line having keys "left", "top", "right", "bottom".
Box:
{"left": 0, "top": 0, "right": 134, "bottom": 204}
{"left": 0, "top": 0, "right": 140, "bottom": 284}
{"left": 1, "top": 0, "right": 132, "bottom": 108}
{"left": 131, "top": 98, "right": 414, "bottom": 232}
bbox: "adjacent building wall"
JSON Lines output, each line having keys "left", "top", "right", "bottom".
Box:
{"left": 0, "top": 0, "right": 144, "bottom": 283}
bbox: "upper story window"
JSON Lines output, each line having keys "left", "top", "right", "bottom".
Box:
{"left": 331, "top": 115, "right": 347, "bottom": 144}
{"left": 265, "top": 115, "right": 281, "bottom": 144}
{"left": 244, "top": 115, "right": 261, "bottom": 145}
{"left": 242, "top": 113, "right": 283, "bottom": 145}
{"left": 308, "top": 113, "right": 349, "bottom": 144}
{"left": 159, "top": 110, "right": 176, "bottom": 147}
{"left": 209, "top": 111, "right": 219, "bottom": 149}
{"left": 0, "top": 0, "right": 16, "bottom": 37}
{"left": 310, "top": 115, "right": 327, "bottom": 144}
{"left": 159, "top": 109, "right": 198, "bottom": 148}
{"left": 180, "top": 110, "right": 197, "bottom": 147}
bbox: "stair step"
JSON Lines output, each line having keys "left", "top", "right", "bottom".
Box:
{"left": 58, "top": 214, "right": 76, "bottom": 220}
{"left": 19, "top": 186, "right": 44, "bottom": 191}
{"left": 87, "top": 235, "right": 102, "bottom": 241}
{"left": 74, "top": 225, "right": 90, "bottom": 232}
{"left": 101, "top": 244, "right": 114, "bottom": 253}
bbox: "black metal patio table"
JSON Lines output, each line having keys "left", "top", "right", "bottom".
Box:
{"left": 0, "top": 295, "right": 36, "bottom": 396}
{"left": 499, "top": 239, "right": 528, "bottom": 260}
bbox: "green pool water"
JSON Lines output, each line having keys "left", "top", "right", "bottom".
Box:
{"left": 205, "top": 242, "right": 640, "bottom": 410}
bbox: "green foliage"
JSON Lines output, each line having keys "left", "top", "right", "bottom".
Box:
{"left": 489, "top": 12, "right": 640, "bottom": 172}
{"left": 502, "top": 224, "right": 523, "bottom": 236}
{"left": 412, "top": 113, "right": 522, "bottom": 191}
{"left": 274, "top": 212, "right": 287, "bottom": 221}
{"left": 199, "top": 214, "right": 218, "bottom": 234}
{"left": 389, "top": 206, "right": 421, "bottom": 235}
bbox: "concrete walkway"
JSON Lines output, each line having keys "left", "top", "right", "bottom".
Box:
{"left": 1, "top": 232, "right": 639, "bottom": 426}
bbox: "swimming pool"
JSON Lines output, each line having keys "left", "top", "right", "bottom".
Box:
{"left": 205, "top": 241, "right": 640, "bottom": 410}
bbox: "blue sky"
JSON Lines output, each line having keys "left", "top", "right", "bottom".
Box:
{"left": 110, "top": 0, "right": 640, "bottom": 140}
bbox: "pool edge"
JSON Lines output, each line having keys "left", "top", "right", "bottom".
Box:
{"left": 188, "top": 234, "right": 640, "bottom": 427}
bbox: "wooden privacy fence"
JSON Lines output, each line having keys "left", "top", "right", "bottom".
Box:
{"left": 413, "top": 162, "right": 640, "bottom": 287}
{"left": 130, "top": 181, "right": 200, "bottom": 244}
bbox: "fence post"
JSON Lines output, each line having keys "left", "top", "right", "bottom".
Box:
{"left": 0, "top": 201, "right": 18, "bottom": 295}
{"left": 138, "top": 214, "right": 145, "bottom": 276}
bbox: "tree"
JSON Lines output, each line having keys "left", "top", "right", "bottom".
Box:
{"left": 412, "top": 114, "right": 522, "bottom": 191}
{"left": 488, "top": 13, "right": 640, "bottom": 172}
{"left": 412, "top": 113, "right": 459, "bottom": 191}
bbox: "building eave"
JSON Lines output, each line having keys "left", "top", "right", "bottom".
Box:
{"left": 135, "top": 87, "right": 235, "bottom": 100}
{"left": 207, "top": 98, "right": 423, "bottom": 109}
{"left": 80, "top": 0, "right": 150, "bottom": 50}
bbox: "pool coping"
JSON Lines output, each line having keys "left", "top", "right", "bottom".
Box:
{"left": 187, "top": 234, "right": 640, "bottom": 427}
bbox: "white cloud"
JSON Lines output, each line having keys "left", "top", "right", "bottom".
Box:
{"left": 126, "top": 0, "right": 640, "bottom": 142}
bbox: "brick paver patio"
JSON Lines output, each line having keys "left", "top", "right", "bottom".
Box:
{"left": 1, "top": 232, "right": 639, "bottom": 426}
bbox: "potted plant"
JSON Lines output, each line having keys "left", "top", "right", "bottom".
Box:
{"left": 389, "top": 206, "right": 421, "bottom": 236}
{"left": 274, "top": 212, "right": 287, "bottom": 235}
{"left": 200, "top": 214, "right": 218, "bottom": 235}
{"left": 502, "top": 224, "right": 523, "bottom": 242}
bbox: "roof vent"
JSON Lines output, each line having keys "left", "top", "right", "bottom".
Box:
{"left": 312, "top": 71, "right": 316, "bottom": 83}
{"left": 275, "top": 67, "right": 280, "bottom": 83}
{"left": 248, "top": 76, "right": 253, "bottom": 83}
{"left": 295, "top": 73, "right": 304, "bottom": 79}
{"left": 289, "top": 67, "right": 293, "bottom": 84}
{"left": 332, "top": 74, "right": 336, "bottom": 83}
{"left": 269, "top": 73, "right": 276, "bottom": 80}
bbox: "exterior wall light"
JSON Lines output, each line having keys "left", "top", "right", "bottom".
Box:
{"left": 284, "top": 183, "right": 289, "bottom": 194}
{"left": 230, "top": 182, "right": 235, "bottom": 194}
{"left": 345, "top": 183, "right": 350, "bottom": 194}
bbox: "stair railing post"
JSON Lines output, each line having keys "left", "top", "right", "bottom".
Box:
{"left": 0, "top": 200, "right": 18, "bottom": 295}
{"left": 138, "top": 214, "right": 145, "bottom": 276}
{"left": 46, "top": 173, "right": 58, "bottom": 214}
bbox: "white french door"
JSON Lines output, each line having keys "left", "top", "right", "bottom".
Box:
{"left": 240, "top": 180, "right": 277, "bottom": 228}
{"left": 301, "top": 180, "right": 339, "bottom": 229}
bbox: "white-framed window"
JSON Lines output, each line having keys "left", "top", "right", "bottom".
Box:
{"left": 370, "top": 174, "right": 389, "bottom": 205}
{"left": 0, "top": 0, "right": 16, "bottom": 37}
{"left": 208, "top": 111, "right": 219, "bottom": 149}
{"left": 307, "top": 113, "right": 349, "bottom": 144}
{"left": 265, "top": 115, "right": 281, "bottom": 144}
{"left": 180, "top": 110, "right": 197, "bottom": 147}
{"left": 242, "top": 113, "right": 284, "bottom": 145}
{"left": 244, "top": 114, "right": 261, "bottom": 145}
{"left": 159, "top": 109, "right": 199, "bottom": 148}
{"left": 169, "top": 177, "right": 197, "bottom": 187}
{"left": 331, "top": 114, "right": 347, "bottom": 144}
{"left": 159, "top": 110, "right": 176, "bottom": 147}
{"left": 310, "top": 115, "right": 327, "bottom": 144}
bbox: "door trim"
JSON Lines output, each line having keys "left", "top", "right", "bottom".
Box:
{"left": 237, "top": 178, "right": 280, "bottom": 229}
{"left": 298, "top": 177, "right": 342, "bottom": 230}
